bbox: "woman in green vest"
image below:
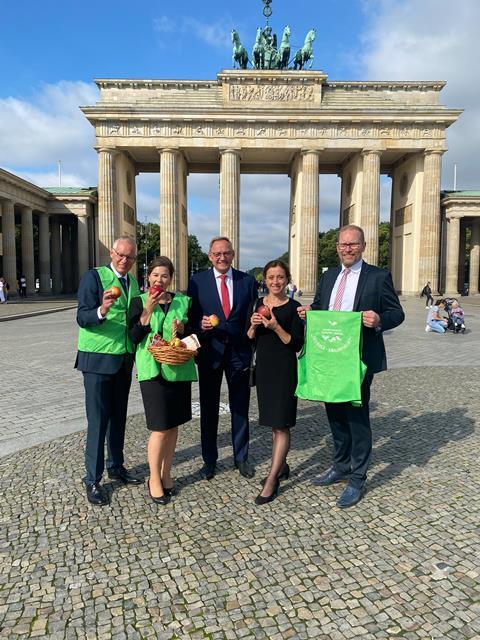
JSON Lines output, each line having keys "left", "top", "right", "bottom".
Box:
{"left": 129, "top": 256, "right": 197, "bottom": 505}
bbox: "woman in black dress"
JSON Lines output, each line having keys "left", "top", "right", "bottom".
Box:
{"left": 247, "top": 260, "right": 304, "bottom": 504}
{"left": 129, "top": 257, "right": 197, "bottom": 505}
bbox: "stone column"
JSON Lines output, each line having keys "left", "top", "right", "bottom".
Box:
{"left": 419, "top": 150, "right": 444, "bottom": 293}
{"left": 458, "top": 221, "right": 466, "bottom": 293}
{"left": 445, "top": 216, "right": 460, "bottom": 294}
{"left": 77, "top": 213, "right": 90, "bottom": 281}
{"left": 38, "top": 213, "right": 51, "bottom": 295}
{"left": 469, "top": 218, "right": 480, "bottom": 295}
{"left": 159, "top": 149, "right": 180, "bottom": 289}
{"left": 361, "top": 150, "right": 381, "bottom": 265}
{"left": 299, "top": 150, "right": 320, "bottom": 296}
{"left": 61, "top": 223, "right": 73, "bottom": 294}
{"left": 21, "top": 206, "right": 35, "bottom": 293}
{"left": 97, "top": 147, "right": 117, "bottom": 264}
{"left": 1, "top": 199, "right": 17, "bottom": 292}
{"left": 219, "top": 149, "right": 241, "bottom": 265}
{"left": 50, "top": 220, "right": 62, "bottom": 294}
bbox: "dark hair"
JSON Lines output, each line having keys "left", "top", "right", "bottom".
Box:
{"left": 263, "top": 260, "right": 291, "bottom": 283}
{"left": 435, "top": 298, "right": 445, "bottom": 306}
{"left": 147, "top": 256, "right": 174, "bottom": 277}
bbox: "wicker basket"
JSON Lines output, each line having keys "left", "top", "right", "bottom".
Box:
{"left": 147, "top": 327, "right": 196, "bottom": 365}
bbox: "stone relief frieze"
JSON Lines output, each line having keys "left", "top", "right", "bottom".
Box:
{"left": 101, "top": 120, "right": 438, "bottom": 141}
{"left": 228, "top": 84, "right": 315, "bottom": 102}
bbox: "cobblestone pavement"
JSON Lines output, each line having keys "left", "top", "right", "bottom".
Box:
{"left": 0, "top": 367, "right": 479, "bottom": 639}
{"left": 0, "top": 297, "right": 77, "bottom": 321}
{"left": 1, "top": 297, "right": 479, "bottom": 639}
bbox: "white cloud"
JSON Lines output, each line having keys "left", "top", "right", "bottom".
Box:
{"left": 0, "top": 81, "right": 98, "bottom": 187}
{"left": 153, "top": 16, "right": 175, "bottom": 33}
{"left": 359, "top": 0, "right": 480, "bottom": 189}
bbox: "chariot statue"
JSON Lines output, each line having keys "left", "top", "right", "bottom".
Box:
{"left": 233, "top": 0, "right": 316, "bottom": 71}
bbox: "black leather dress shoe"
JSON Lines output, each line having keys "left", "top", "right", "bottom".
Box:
{"left": 312, "top": 468, "right": 350, "bottom": 487}
{"left": 86, "top": 482, "right": 108, "bottom": 506}
{"left": 200, "top": 463, "right": 216, "bottom": 480}
{"left": 336, "top": 484, "right": 363, "bottom": 509}
{"left": 107, "top": 466, "right": 142, "bottom": 484}
{"left": 235, "top": 460, "right": 255, "bottom": 478}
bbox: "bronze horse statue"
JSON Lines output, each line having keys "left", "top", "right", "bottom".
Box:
{"left": 231, "top": 30, "right": 249, "bottom": 69}
{"left": 278, "top": 25, "right": 291, "bottom": 69}
{"left": 252, "top": 27, "right": 265, "bottom": 69}
{"left": 293, "top": 28, "right": 315, "bottom": 70}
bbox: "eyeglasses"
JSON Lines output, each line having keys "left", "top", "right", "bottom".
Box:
{"left": 210, "top": 251, "right": 233, "bottom": 258}
{"left": 113, "top": 249, "right": 136, "bottom": 261}
{"left": 337, "top": 242, "right": 361, "bottom": 250}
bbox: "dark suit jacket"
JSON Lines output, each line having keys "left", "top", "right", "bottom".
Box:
{"left": 187, "top": 268, "right": 258, "bottom": 369}
{"left": 311, "top": 262, "right": 404, "bottom": 374}
{"left": 75, "top": 267, "right": 134, "bottom": 375}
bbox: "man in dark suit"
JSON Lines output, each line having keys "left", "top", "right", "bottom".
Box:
{"left": 187, "top": 236, "right": 258, "bottom": 480}
{"left": 299, "top": 224, "right": 404, "bottom": 508}
{"left": 76, "top": 235, "right": 142, "bottom": 506}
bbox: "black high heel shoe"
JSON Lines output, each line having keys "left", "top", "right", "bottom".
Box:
{"left": 259, "top": 463, "right": 290, "bottom": 486}
{"left": 147, "top": 479, "right": 170, "bottom": 505}
{"left": 254, "top": 479, "right": 280, "bottom": 505}
{"left": 163, "top": 485, "right": 175, "bottom": 498}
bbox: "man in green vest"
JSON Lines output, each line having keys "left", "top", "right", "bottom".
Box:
{"left": 298, "top": 225, "right": 404, "bottom": 508}
{"left": 76, "top": 235, "right": 142, "bottom": 506}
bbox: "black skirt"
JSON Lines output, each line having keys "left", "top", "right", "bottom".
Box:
{"left": 140, "top": 375, "right": 192, "bottom": 431}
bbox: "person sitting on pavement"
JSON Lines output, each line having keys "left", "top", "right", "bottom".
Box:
{"left": 449, "top": 300, "right": 466, "bottom": 333}
{"left": 425, "top": 299, "right": 448, "bottom": 334}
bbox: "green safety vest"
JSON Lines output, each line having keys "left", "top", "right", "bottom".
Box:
{"left": 134, "top": 292, "right": 198, "bottom": 383}
{"left": 296, "top": 310, "right": 367, "bottom": 406}
{"left": 77, "top": 266, "right": 140, "bottom": 355}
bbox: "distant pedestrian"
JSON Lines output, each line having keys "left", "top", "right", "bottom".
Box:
{"left": 420, "top": 281, "right": 433, "bottom": 308}
{"left": 0, "top": 277, "right": 6, "bottom": 303}
{"left": 18, "top": 275, "right": 27, "bottom": 298}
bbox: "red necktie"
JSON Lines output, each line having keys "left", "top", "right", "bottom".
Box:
{"left": 332, "top": 268, "right": 351, "bottom": 311}
{"left": 220, "top": 274, "right": 231, "bottom": 319}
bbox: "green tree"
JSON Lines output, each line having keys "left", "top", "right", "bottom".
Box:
{"left": 378, "top": 222, "right": 391, "bottom": 270}
{"left": 187, "top": 234, "right": 210, "bottom": 273}
{"left": 318, "top": 228, "right": 339, "bottom": 274}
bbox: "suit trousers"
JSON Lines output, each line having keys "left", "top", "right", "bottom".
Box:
{"left": 324, "top": 373, "right": 374, "bottom": 488}
{"left": 83, "top": 361, "right": 132, "bottom": 484}
{"left": 198, "top": 346, "right": 250, "bottom": 465}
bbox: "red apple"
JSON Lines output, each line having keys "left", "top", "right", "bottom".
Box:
{"left": 110, "top": 285, "right": 122, "bottom": 299}
{"left": 209, "top": 314, "right": 220, "bottom": 327}
{"left": 257, "top": 304, "right": 271, "bottom": 319}
{"left": 149, "top": 284, "right": 164, "bottom": 296}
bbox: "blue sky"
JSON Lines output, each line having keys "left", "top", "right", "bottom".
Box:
{"left": 1, "top": 0, "right": 479, "bottom": 268}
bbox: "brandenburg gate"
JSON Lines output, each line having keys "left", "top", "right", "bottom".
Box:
{"left": 82, "top": 69, "right": 461, "bottom": 294}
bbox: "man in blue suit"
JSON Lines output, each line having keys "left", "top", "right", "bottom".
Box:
{"left": 188, "top": 236, "right": 258, "bottom": 480}
{"left": 76, "top": 235, "right": 142, "bottom": 506}
{"left": 299, "top": 225, "right": 404, "bottom": 508}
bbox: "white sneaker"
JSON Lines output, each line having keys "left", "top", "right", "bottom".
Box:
{"left": 425, "top": 325, "right": 431, "bottom": 332}
{"left": 425, "top": 306, "right": 429, "bottom": 309}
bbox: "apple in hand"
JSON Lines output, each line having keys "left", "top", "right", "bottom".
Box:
{"left": 149, "top": 284, "right": 164, "bottom": 296}
{"left": 209, "top": 314, "right": 220, "bottom": 327}
{"left": 257, "top": 304, "right": 271, "bottom": 319}
{"left": 110, "top": 285, "right": 122, "bottom": 299}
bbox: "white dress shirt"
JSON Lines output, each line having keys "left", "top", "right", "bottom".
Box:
{"left": 328, "top": 259, "right": 363, "bottom": 312}
{"left": 213, "top": 267, "right": 233, "bottom": 309}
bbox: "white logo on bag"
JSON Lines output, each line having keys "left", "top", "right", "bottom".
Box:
{"left": 312, "top": 328, "right": 353, "bottom": 353}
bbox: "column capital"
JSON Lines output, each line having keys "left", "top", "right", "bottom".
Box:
{"left": 300, "top": 148, "right": 323, "bottom": 156}
{"left": 219, "top": 148, "right": 242, "bottom": 158}
{"left": 95, "top": 146, "right": 118, "bottom": 155}
{"left": 361, "top": 148, "right": 382, "bottom": 158}
{"left": 157, "top": 147, "right": 181, "bottom": 155}
{"left": 424, "top": 148, "right": 446, "bottom": 157}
